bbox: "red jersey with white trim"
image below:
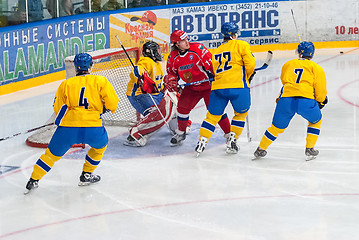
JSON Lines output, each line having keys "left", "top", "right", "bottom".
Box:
{"left": 166, "top": 42, "right": 213, "bottom": 91}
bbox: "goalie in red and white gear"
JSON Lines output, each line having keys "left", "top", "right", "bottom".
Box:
{"left": 166, "top": 30, "right": 231, "bottom": 145}
{"left": 124, "top": 41, "right": 178, "bottom": 147}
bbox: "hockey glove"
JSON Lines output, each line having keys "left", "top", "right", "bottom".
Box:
{"left": 139, "top": 71, "right": 158, "bottom": 94}
{"left": 317, "top": 96, "right": 328, "bottom": 109}
{"left": 248, "top": 71, "right": 256, "bottom": 83}
{"left": 163, "top": 74, "right": 178, "bottom": 92}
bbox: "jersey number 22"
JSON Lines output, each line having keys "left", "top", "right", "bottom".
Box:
{"left": 214, "top": 52, "right": 232, "bottom": 74}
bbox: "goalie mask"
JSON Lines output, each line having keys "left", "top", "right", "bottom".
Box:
{"left": 74, "top": 53, "right": 93, "bottom": 71}
{"left": 142, "top": 41, "right": 162, "bottom": 62}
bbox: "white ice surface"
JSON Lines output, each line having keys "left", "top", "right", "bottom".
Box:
{"left": 0, "top": 48, "right": 358, "bottom": 240}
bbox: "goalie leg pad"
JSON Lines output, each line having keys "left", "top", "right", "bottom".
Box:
{"left": 128, "top": 94, "right": 176, "bottom": 144}
{"left": 128, "top": 92, "right": 164, "bottom": 116}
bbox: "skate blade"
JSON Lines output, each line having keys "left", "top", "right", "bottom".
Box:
{"left": 170, "top": 141, "right": 183, "bottom": 147}
{"left": 78, "top": 182, "right": 91, "bottom": 186}
{"left": 306, "top": 155, "right": 317, "bottom": 161}
{"left": 226, "top": 149, "right": 238, "bottom": 154}
{"left": 251, "top": 156, "right": 263, "bottom": 161}
{"left": 123, "top": 141, "right": 141, "bottom": 147}
{"left": 195, "top": 152, "right": 201, "bottom": 158}
{"left": 24, "top": 188, "right": 36, "bottom": 195}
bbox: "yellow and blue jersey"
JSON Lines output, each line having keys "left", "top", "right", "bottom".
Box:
{"left": 126, "top": 56, "right": 164, "bottom": 97}
{"left": 279, "top": 58, "right": 327, "bottom": 102}
{"left": 53, "top": 74, "right": 119, "bottom": 127}
{"left": 211, "top": 39, "right": 256, "bottom": 90}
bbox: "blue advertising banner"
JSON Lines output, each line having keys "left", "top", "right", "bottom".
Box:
{"left": 0, "top": 13, "right": 110, "bottom": 86}
{"left": 170, "top": 1, "right": 281, "bottom": 48}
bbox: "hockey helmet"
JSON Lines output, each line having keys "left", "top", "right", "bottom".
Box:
{"left": 221, "top": 22, "right": 239, "bottom": 39}
{"left": 170, "top": 30, "right": 188, "bottom": 44}
{"left": 297, "top": 41, "right": 315, "bottom": 58}
{"left": 142, "top": 41, "right": 162, "bottom": 62}
{"left": 74, "top": 53, "right": 93, "bottom": 71}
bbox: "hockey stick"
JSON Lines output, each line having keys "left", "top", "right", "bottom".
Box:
{"left": 253, "top": 50, "right": 273, "bottom": 71}
{"left": 178, "top": 50, "right": 273, "bottom": 88}
{"left": 115, "top": 35, "right": 137, "bottom": 72}
{"left": 0, "top": 123, "right": 54, "bottom": 142}
{"left": 245, "top": 115, "right": 252, "bottom": 142}
{"left": 291, "top": 9, "right": 302, "bottom": 42}
{"left": 178, "top": 78, "right": 214, "bottom": 88}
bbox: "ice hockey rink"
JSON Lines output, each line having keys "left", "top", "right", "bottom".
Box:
{"left": 0, "top": 48, "right": 358, "bottom": 240}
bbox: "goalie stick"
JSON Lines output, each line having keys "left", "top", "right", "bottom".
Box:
{"left": 178, "top": 50, "right": 273, "bottom": 88}
{"left": 0, "top": 123, "right": 54, "bottom": 142}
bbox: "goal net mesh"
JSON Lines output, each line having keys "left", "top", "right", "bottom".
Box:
{"left": 26, "top": 48, "right": 140, "bottom": 148}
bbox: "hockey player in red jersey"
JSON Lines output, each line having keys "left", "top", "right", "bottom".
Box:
{"left": 165, "top": 30, "right": 231, "bottom": 145}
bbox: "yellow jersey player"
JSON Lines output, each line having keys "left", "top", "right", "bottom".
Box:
{"left": 126, "top": 41, "right": 164, "bottom": 116}
{"left": 124, "top": 41, "right": 178, "bottom": 147}
{"left": 195, "top": 22, "right": 256, "bottom": 156}
{"left": 254, "top": 41, "right": 328, "bottom": 161}
{"left": 25, "top": 53, "right": 119, "bottom": 194}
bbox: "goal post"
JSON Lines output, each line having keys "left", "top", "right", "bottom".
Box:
{"left": 26, "top": 47, "right": 141, "bottom": 148}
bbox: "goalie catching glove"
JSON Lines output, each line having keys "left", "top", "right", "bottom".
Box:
{"left": 317, "top": 96, "right": 328, "bottom": 109}
{"left": 138, "top": 71, "right": 158, "bottom": 94}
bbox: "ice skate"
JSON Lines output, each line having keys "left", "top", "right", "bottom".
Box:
{"left": 78, "top": 171, "right": 101, "bottom": 186}
{"left": 305, "top": 147, "right": 319, "bottom": 161}
{"left": 252, "top": 147, "right": 267, "bottom": 160}
{"left": 170, "top": 129, "right": 186, "bottom": 145}
{"left": 226, "top": 132, "right": 239, "bottom": 154}
{"left": 123, "top": 135, "right": 147, "bottom": 147}
{"left": 195, "top": 136, "right": 207, "bottom": 157}
{"left": 24, "top": 178, "right": 39, "bottom": 195}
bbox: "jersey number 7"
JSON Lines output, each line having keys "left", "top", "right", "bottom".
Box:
{"left": 294, "top": 68, "right": 304, "bottom": 83}
{"left": 214, "top": 52, "right": 232, "bottom": 74}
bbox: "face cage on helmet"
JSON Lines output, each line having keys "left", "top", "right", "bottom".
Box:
{"left": 144, "top": 46, "right": 162, "bottom": 62}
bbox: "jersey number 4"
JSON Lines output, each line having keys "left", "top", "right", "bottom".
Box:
{"left": 294, "top": 68, "right": 304, "bottom": 83}
{"left": 214, "top": 52, "right": 232, "bottom": 74}
{"left": 79, "top": 87, "right": 89, "bottom": 109}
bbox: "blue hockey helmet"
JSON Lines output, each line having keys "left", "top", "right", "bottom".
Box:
{"left": 221, "top": 22, "right": 239, "bottom": 39}
{"left": 74, "top": 53, "right": 93, "bottom": 71}
{"left": 297, "top": 41, "right": 315, "bottom": 58}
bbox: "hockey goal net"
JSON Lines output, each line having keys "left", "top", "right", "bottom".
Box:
{"left": 26, "top": 47, "right": 141, "bottom": 148}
